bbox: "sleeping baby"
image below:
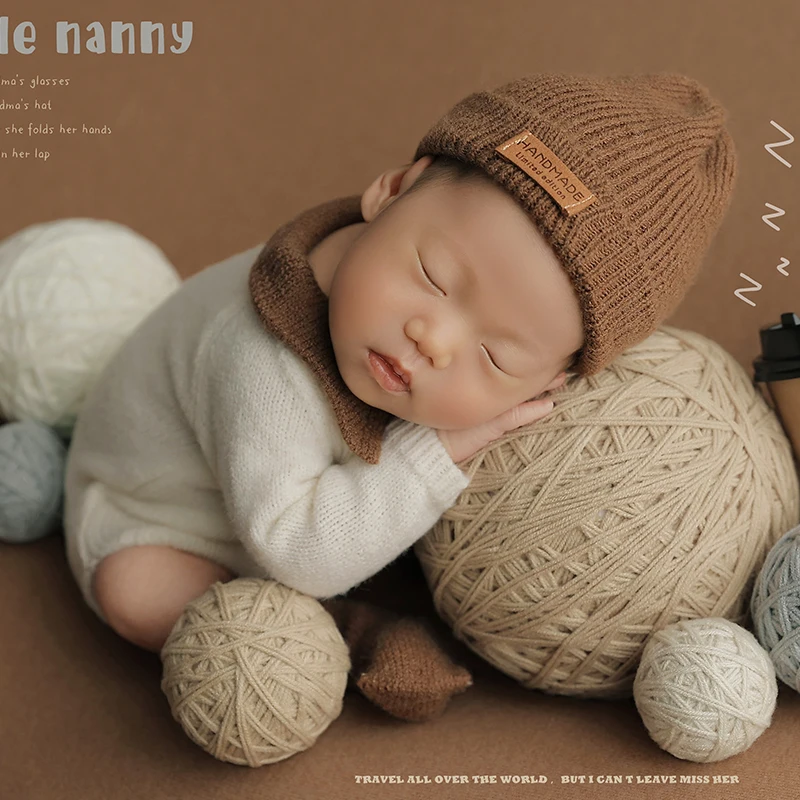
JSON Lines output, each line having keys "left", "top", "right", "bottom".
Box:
{"left": 63, "top": 72, "right": 737, "bottom": 653}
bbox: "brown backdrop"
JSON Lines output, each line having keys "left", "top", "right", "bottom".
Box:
{"left": 2, "top": 1, "right": 799, "bottom": 798}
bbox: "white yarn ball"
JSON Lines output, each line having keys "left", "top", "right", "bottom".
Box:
{"left": 0, "top": 219, "right": 181, "bottom": 435}
{"left": 633, "top": 618, "right": 777, "bottom": 763}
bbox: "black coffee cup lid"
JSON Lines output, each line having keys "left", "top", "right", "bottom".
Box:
{"left": 754, "top": 312, "right": 800, "bottom": 382}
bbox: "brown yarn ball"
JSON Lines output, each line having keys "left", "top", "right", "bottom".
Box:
{"left": 414, "top": 326, "right": 800, "bottom": 698}
{"left": 160, "top": 578, "right": 350, "bottom": 766}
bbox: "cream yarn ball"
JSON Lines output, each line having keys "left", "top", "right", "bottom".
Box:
{"left": 161, "top": 578, "right": 351, "bottom": 767}
{"left": 0, "top": 218, "right": 180, "bottom": 435}
{"left": 415, "top": 326, "right": 799, "bottom": 697}
{"left": 633, "top": 618, "right": 777, "bottom": 762}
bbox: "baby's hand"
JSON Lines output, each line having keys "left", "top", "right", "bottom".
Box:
{"left": 437, "top": 395, "right": 556, "bottom": 465}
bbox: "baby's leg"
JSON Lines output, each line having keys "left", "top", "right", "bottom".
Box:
{"left": 92, "top": 545, "right": 236, "bottom": 653}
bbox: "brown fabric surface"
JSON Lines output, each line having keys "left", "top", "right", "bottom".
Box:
{"left": 3, "top": 536, "right": 799, "bottom": 800}
{"left": 2, "top": 0, "right": 800, "bottom": 797}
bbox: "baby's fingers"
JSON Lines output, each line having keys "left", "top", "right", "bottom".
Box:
{"left": 503, "top": 397, "right": 555, "bottom": 432}
{"left": 525, "top": 397, "right": 555, "bottom": 418}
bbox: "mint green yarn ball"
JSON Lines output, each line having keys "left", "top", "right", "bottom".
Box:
{"left": 0, "top": 420, "right": 67, "bottom": 543}
{"left": 751, "top": 522, "right": 800, "bottom": 689}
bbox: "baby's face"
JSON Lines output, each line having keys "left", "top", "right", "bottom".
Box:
{"left": 323, "top": 165, "right": 585, "bottom": 431}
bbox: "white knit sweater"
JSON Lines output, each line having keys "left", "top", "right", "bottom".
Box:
{"left": 63, "top": 200, "right": 470, "bottom": 605}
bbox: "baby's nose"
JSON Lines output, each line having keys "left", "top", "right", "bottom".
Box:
{"left": 428, "top": 349, "right": 452, "bottom": 370}
{"left": 405, "top": 317, "right": 454, "bottom": 369}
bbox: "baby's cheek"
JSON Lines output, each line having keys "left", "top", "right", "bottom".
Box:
{"left": 427, "top": 379, "right": 498, "bottom": 430}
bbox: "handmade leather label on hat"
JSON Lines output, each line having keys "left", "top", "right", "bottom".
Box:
{"left": 495, "top": 130, "right": 597, "bottom": 216}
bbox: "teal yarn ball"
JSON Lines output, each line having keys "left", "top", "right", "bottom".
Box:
{"left": 0, "top": 420, "right": 67, "bottom": 543}
{"left": 751, "top": 522, "right": 800, "bottom": 690}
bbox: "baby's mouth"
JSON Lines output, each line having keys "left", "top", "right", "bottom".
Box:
{"left": 368, "top": 350, "right": 411, "bottom": 392}
{"left": 383, "top": 353, "right": 411, "bottom": 385}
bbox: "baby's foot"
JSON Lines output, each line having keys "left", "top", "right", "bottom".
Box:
{"left": 322, "top": 598, "right": 472, "bottom": 721}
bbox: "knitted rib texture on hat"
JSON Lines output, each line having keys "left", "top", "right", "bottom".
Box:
{"left": 412, "top": 73, "right": 738, "bottom": 375}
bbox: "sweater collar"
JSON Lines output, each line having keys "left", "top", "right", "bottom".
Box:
{"left": 248, "top": 194, "right": 393, "bottom": 465}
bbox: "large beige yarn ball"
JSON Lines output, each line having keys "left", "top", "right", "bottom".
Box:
{"left": 161, "top": 578, "right": 351, "bottom": 767}
{"left": 633, "top": 618, "right": 777, "bottom": 762}
{"left": 415, "top": 326, "right": 799, "bottom": 698}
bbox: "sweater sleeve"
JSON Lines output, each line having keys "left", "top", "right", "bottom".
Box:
{"left": 194, "top": 306, "right": 471, "bottom": 599}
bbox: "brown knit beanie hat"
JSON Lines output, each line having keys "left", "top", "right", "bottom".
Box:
{"left": 411, "top": 73, "right": 738, "bottom": 375}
